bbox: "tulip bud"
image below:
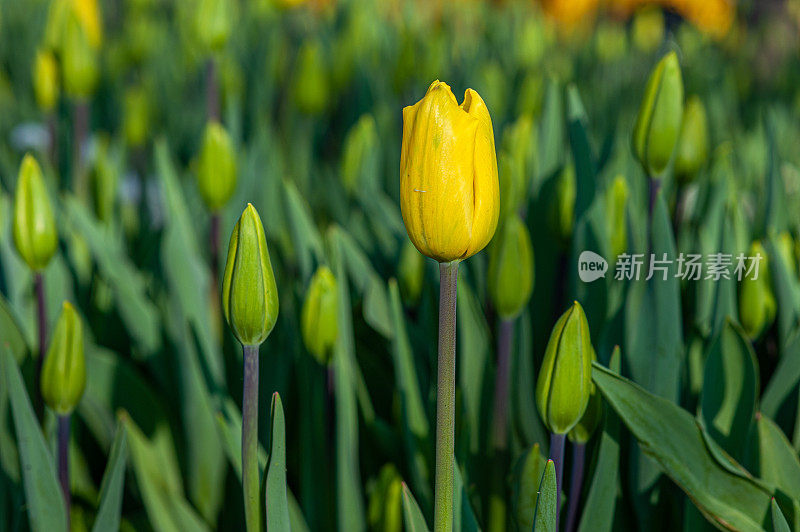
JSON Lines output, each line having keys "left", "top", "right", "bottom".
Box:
{"left": 595, "top": 21, "right": 627, "bottom": 62}
{"left": 91, "top": 137, "right": 118, "bottom": 223}
{"left": 222, "top": 204, "right": 279, "bottom": 346}
{"left": 341, "top": 114, "right": 379, "bottom": 196}
{"left": 62, "top": 11, "right": 98, "bottom": 99}
{"left": 631, "top": 6, "right": 665, "bottom": 53}
{"left": 301, "top": 266, "right": 338, "bottom": 365}
{"left": 632, "top": 51, "right": 684, "bottom": 177}
{"left": 398, "top": 239, "right": 425, "bottom": 305}
{"left": 13, "top": 155, "right": 58, "bottom": 271}
{"left": 40, "top": 301, "right": 86, "bottom": 415}
{"left": 293, "top": 40, "right": 329, "bottom": 115}
{"left": 739, "top": 241, "right": 776, "bottom": 340}
{"left": 367, "top": 464, "right": 403, "bottom": 532}
{"left": 70, "top": 0, "right": 103, "bottom": 49}
{"left": 33, "top": 49, "right": 59, "bottom": 112}
{"left": 400, "top": 80, "right": 499, "bottom": 263}
{"left": 499, "top": 115, "right": 535, "bottom": 219}
{"left": 196, "top": 0, "right": 232, "bottom": 52}
{"left": 535, "top": 301, "right": 593, "bottom": 434}
{"left": 549, "top": 163, "right": 576, "bottom": 242}
{"left": 674, "top": 95, "right": 709, "bottom": 182}
{"left": 196, "top": 122, "right": 237, "bottom": 212}
{"left": 568, "top": 347, "right": 601, "bottom": 443}
{"left": 775, "top": 232, "right": 796, "bottom": 276}
{"left": 488, "top": 215, "right": 535, "bottom": 319}
{"left": 124, "top": 86, "right": 150, "bottom": 148}
{"left": 605, "top": 175, "right": 628, "bottom": 260}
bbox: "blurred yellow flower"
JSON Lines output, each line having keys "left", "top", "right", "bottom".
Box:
{"left": 70, "top": 0, "right": 103, "bottom": 49}
{"left": 33, "top": 49, "right": 59, "bottom": 112}
{"left": 400, "top": 80, "right": 499, "bottom": 263}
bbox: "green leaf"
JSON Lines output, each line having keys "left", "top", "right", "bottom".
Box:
{"left": 592, "top": 362, "right": 772, "bottom": 531}
{"left": 454, "top": 460, "right": 480, "bottom": 532}
{"left": 121, "top": 414, "right": 210, "bottom": 532}
{"left": 765, "top": 235, "right": 800, "bottom": 348}
{"left": 266, "top": 393, "right": 291, "bottom": 531}
{"left": 91, "top": 423, "right": 128, "bottom": 532}
{"left": 537, "top": 78, "right": 565, "bottom": 187}
{"left": 0, "top": 293, "right": 27, "bottom": 363}
{"left": 533, "top": 459, "right": 557, "bottom": 532}
{"left": 756, "top": 415, "right": 800, "bottom": 501}
{"left": 401, "top": 483, "right": 430, "bottom": 532}
{"left": 762, "top": 331, "right": 800, "bottom": 419}
{"left": 511, "top": 310, "right": 549, "bottom": 452}
{"left": 0, "top": 345, "right": 67, "bottom": 532}
{"left": 513, "top": 444, "right": 547, "bottom": 530}
{"left": 771, "top": 498, "right": 791, "bottom": 532}
{"left": 457, "top": 278, "right": 490, "bottom": 454}
{"left": 577, "top": 348, "right": 622, "bottom": 532}
{"left": 700, "top": 320, "right": 759, "bottom": 460}
{"left": 65, "top": 197, "right": 160, "bottom": 355}
{"left": 566, "top": 84, "right": 597, "bottom": 221}
{"left": 284, "top": 179, "right": 325, "bottom": 282}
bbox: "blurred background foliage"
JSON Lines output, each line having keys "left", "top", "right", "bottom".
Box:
{"left": 2, "top": 0, "right": 800, "bottom": 530}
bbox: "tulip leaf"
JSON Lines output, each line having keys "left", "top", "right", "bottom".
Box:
{"left": 122, "top": 413, "right": 210, "bottom": 532}
{"left": 577, "top": 348, "right": 622, "bottom": 532}
{"left": 266, "top": 393, "right": 291, "bottom": 531}
{"left": 592, "top": 362, "right": 773, "bottom": 531}
{"left": 0, "top": 293, "right": 27, "bottom": 363}
{"left": 700, "top": 320, "right": 759, "bottom": 460}
{"left": 533, "top": 459, "right": 557, "bottom": 532}
{"left": 771, "top": 498, "right": 791, "bottom": 532}
{"left": 538, "top": 78, "right": 565, "bottom": 186}
{"left": 91, "top": 422, "right": 128, "bottom": 532}
{"left": 0, "top": 344, "right": 68, "bottom": 532}
{"left": 284, "top": 179, "right": 325, "bottom": 282}
{"left": 454, "top": 459, "right": 480, "bottom": 532}
{"left": 762, "top": 112, "right": 788, "bottom": 234}
{"left": 331, "top": 227, "right": 366, "bottom": 531}
{"left": 513, "top": 444, "right": 547, "bottom": 530}
{"left": 765, "top": 235, "right": 800, "bottom": 348}
{"left": 511, "top": 309, "right": 549, "bottom": 453}
{"left": 762, "top": 330, "right": 800, "bottom": 418}
{"left": 566, "top": 84, "right": 597, "bottom": 221}
{"left": 756, "top": 415, "right": 800, "bottom": 501}
{"left": 401, "top": 483, "right": 430, "bottom": 532}
{"left": 65, "top": 197, "right": 160, "bottom": 355}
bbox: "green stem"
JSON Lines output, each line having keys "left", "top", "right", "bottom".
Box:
{"left": 34, "top": 272, "right": 46, "bottom": 421}
{"left": 242, "top": 345, "right": 261, "bottom": 532}
{"left": 58, "top": 414, "right": 70, "bottom": 529}
{"left": 434, "top": 261, "right": 459, "bottom": 532}
{"left": 550, "top": 432, "right": 566, "bottom": 531}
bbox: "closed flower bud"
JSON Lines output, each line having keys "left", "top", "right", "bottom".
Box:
{"left": 398, "top": 239, "right": 425, "bottom": 305}
{"left": 222, "top": 204, "right": 279, "bottom": 346}
{"left": 674, "top": 95, "right": 709, "bottom": 182}
{"left": 549, "top": 163, "right": 576, "bottom": 242}
{"left": 498, "top": 115, "right": 535, "bottom": 219}
{"left": 293, "top": 40, "right": 329, "bottom": 115}
{"left": 301, "top": 266, "right": 338, "bottom": 365}
{"left": 40, "top": 301, "right": 86, "bottom": 415}
{"left": 775, "top": 232, "right": 796, "bottom": 276}
{"left": 124, "top": 86, "right": 150, "bottom": 148}
{"left": 196, "top": 122, "right": 237, "bottom": 212}
{"left": 62, "top": 11, "right": 98, "bottom": 99}
{"left": 631, "top": 6, "right": 665, "bottom": 53}
{"left": 535, "top": 301, "right": 593, "bottom": 434}
{"left": 488, "top": 215, "right": 535, "bottom": 319}
{"left": 91, "top": 137, "right": 117, "bottom": 223}
{"left": 739, "top": 241, "right": 776, "bottom": 340}
{"left": 341, "top": 114, "right": 379, "bottom": 196}
{"left": 400, "top": 80, "right": 499, "bottom": 263}
{"left": 13, "top": 154, "right": 58, "bottom": 271}
{"left": 632, "top": 51, "right": 684, "bottom": 177}
{"left": 33, "top": 49, "right": 59, "bottom": 112}
{"left": 71, "top": 0, "right": 103, "bottom": 49}
{"left": 568, "top": 347, "right": 601, "bottom": 443}
{"left": 605, "top": 175, "right": 629, "bottom": 260}
{"left": 196, "top": 0, "right": 232, "bottom": 52}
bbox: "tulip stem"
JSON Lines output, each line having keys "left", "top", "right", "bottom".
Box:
{"left": 434, "top": 261, "right": 459, "bottom": 532}
{"left": 34, "top": 272, "right": 47, "bottom": 420}
{"left": 242, "top": 344, "right": 261, "bottom": 532}
{"left": 565, "top": 442, "right": 586, "bottom": 532}
{"left": 57, "top": 414, "right": 70, "bottom": 529}
{"left": 206, "top": 57, "right": 219, "bottom": 122}
{"left": 72, "top": 101, "right": 89, "bottom": 195}
{"left": 549, "top": 432, "right": 566, "bottom": 531}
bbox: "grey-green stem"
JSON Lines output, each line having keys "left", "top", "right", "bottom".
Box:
{"left": 434, "top": 261, "right": 459, "bottom": 532}
{"left": 242, "top": 344, "right": 260, "bottom": 532}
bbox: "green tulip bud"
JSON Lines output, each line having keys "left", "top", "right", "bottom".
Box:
{"left": 488, "top": 215, "right": 535, "bottom": 319}
{"left": 605, "top": 175, "right": 629, "bottom": 260}
{"left": 535, "top": 301, "right": 593, "bottom": 434}
{"left": 196, "top": 122, "right": 237, "bottom": 212}
{"left": 40, "top": 301, "right": 86, "bottom": 415}
{"left": 631, "top": 6, "right": 665, "bottom": 53}
{"left": 341, "top": 114, "right": 379, "bottom": 195}
{"left": 124, "top": 86, "right": 150, "bottom": 148}
{"left": 632, "top": 51, "right": 684, "bottom": 177}
{"left": 398, "top": 239, "right": 424, "bottom": 305}
{"left": 367, "top": 464, "right": 402, "bottom": 532}
{"left": 739, "top": 241, "right": 776, "bottom": 340}
{"left": 674, "top": 95, "right": 709, "bottom": 182}
{"left": 13, "top": 154, "right": 58, "bottom": 271}
{"left": 196, "top": 0, "right": 232, "bottom": 51}
{"left": 498, "top": 115, "right": 536, "bottom": 219}
{"left": 33, "top": 49, "right": 59, "bottom": 112}
{"left": 62, "top": 11, "right": 98, "bottom": 99}
{"left": 293, "top": 40, "right": 329, "bottom": 115}
{"left": 775, "top": 232, "right": 797, "bottom": 276}
{"left": 568, "top": 347, "right": 601, "bottom": 443}
{"left": 91, "top": 137, "right": 118, "bottom": 223}
{"left": 549, "top": 163, "right": 576, "bottom": 242}
{"left": 301, "top": 266, "right": 338, "bottom": 365}
{"left": 595, "top": 21, "right": 627, "bottom": 62}
{"left": 222, "top": 204, "right": 279, "bottom": 347}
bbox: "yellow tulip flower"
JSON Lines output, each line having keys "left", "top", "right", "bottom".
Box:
{"left": 400, "top": 80, "right": 499, "bottom": 264}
